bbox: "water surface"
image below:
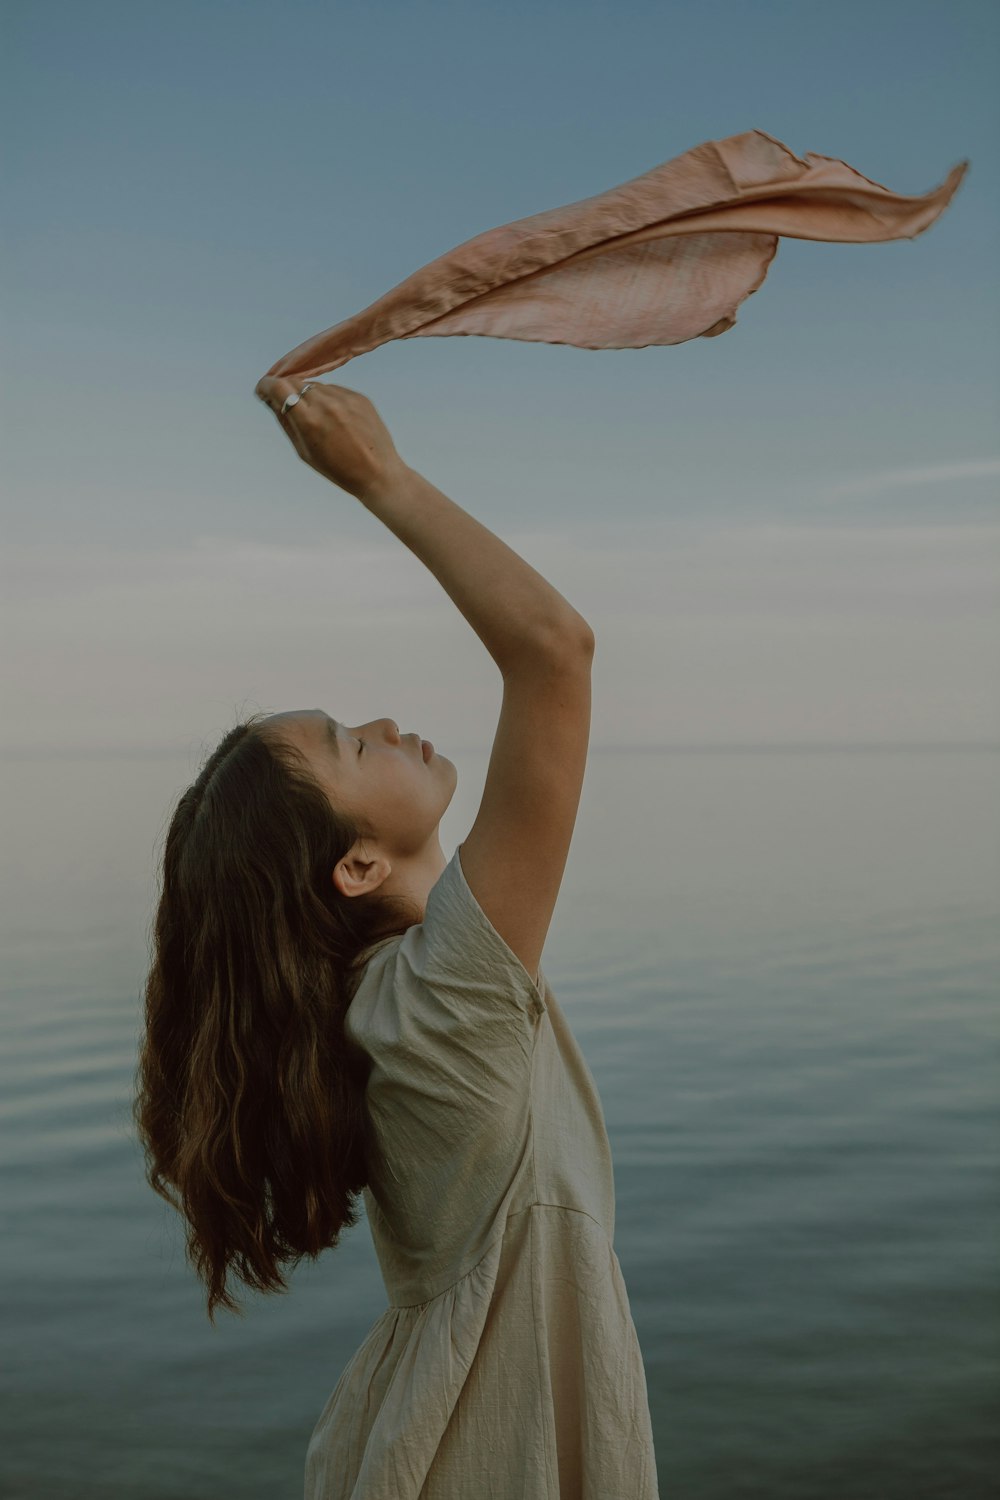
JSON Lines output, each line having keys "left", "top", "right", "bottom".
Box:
{"left": 2, "top": 747, "right": 998, "bottom": 1499}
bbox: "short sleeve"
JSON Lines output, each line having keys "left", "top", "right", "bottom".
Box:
{"left": 344, "top": 843, "right": 547, "bottom": 1121}
{"left": 411, "top": 842, "right": 546, "bottom": 1024}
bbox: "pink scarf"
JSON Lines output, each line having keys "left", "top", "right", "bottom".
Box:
{"left": 264, "top": 128, "right": 968, "bottom": 383}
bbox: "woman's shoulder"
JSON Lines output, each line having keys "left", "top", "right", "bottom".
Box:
{"left": 427, "top": 845, "right": 547, "bottom": 1011}
{"left": 346, "top": 845, "right": 546, "bottom": 1051}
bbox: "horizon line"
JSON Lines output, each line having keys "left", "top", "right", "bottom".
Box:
{"left": 2, "top": 740, "right": 998, "bottom": 761}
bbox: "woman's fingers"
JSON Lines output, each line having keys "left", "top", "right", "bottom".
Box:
{"left": 254, "top": 374, "right": 299, "bottom": 414}
{"left": 253, "top": 376, "right": 400, "bottom": 496}
{"left": 254, "top": 374, "right": 318, "bottom": 469}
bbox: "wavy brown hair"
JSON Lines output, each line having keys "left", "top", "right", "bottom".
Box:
{"left": 132, "top": 711, "right": 421, "bottom": 1322}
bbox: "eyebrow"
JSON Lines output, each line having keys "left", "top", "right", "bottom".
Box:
{"left": 324, "top": 716, "right": 342, "bottom": 760}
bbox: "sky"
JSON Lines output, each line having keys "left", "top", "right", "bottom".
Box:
{"left": 3, "top": 0, "right": 998, "bottom": 756}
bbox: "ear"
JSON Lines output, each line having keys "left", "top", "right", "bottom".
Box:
{"left": 332, "top": 846, "right": 392, "bottom": 900}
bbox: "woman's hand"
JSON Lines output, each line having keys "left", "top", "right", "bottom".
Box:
{"left": 254, "top": 377, "right": 408, "bottom": 501}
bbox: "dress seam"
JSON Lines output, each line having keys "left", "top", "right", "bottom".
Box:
{"left": 384, "top": 1201, "right": 612, "bottom": 1309}
{"left": 507, "top": 1199, "right": 610, "bottom": 1236}
{"left": 385, "top": 1234, "right": 506, "bottom": 1310}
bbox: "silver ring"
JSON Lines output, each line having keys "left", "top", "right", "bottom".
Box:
{"left": 281, "top": 382, "right": 317, "bottom": 416}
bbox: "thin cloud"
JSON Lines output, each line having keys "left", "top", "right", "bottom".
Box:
{"left": 817, "top": 458, "right": 1000, "bottom": 501}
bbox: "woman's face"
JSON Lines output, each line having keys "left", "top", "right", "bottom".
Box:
{"left": 262, "top": 708, "right": 457, "bottom": 860}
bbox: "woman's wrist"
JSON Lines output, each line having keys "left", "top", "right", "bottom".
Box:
{"left": 354, "top": 458, "right": 414, "bottom": 507}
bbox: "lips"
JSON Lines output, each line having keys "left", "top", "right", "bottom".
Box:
{"left": 421, "top": 739, "right": 434, "bottom": 762}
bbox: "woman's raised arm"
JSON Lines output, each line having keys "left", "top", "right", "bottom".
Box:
{"left": 254, "top": 377, "right": 593, "bottom": 676}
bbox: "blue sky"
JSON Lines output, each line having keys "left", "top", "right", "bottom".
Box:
{"left": 3, "top": 0, "right": 998, "bottom": 754}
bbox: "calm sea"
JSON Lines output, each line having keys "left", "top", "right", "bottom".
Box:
{"left": 2, "top": 746, "right": 998, "bottom": 1500}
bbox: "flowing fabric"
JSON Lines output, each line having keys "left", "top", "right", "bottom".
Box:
{"left": 265, "top": 128, "right": 967, "bottom": 382}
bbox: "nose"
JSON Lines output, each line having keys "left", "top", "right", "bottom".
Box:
{"left": 379, "top": 718, "right": 421, "bottom": 752}
{"left": 359, "top": 719, "right": 415, "bottom": 748}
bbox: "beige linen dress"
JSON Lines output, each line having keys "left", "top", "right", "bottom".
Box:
{"left": 304, "top": 844, "right": 659, "bottom": 1499}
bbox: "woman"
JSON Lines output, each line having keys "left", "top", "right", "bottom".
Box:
{"left": 133, "top": 378, "right": 659, "bottom": 1498}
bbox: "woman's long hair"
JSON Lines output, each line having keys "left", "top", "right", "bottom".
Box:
{"left": 132, "top": 711, "right": 421, "bottom": 1322}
